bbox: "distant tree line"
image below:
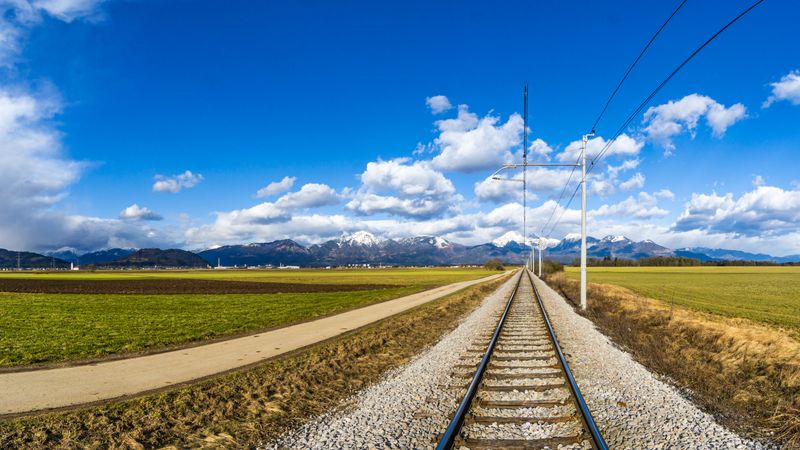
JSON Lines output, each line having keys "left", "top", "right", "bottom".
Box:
{"left": 571, "top": 256, "right": 787, "bottom": 267}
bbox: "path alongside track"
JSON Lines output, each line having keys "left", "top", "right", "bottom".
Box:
{"left": 0, "top": 272, "right": 508, "bottom": 416}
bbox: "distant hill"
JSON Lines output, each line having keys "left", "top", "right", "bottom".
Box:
{"left": 679, "top": 247, "right": 800, "bottom": 263}
{"left": 0, "top": 249, "right": 70, "bottom": 269}
{"left": 199, "top": 240, "right": 314, "bottom": 267}
{"left": 14, "top": 233, "right": 800, "bottom": 269}
{"left": 102, "top": 249, "right": 209, "bottom": 268}
{"left": 80, "top": 248, "right": 136, "bottom": 265}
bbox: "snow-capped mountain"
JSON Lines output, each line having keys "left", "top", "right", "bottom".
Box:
{"left": 15, "top": 233, "right": 800, "bottom": 268}
{"left": 492, "top": 231, "right": 530, "bottom": 248}
{"left": 337, "top": 231, "right": 382, "bottom": 247}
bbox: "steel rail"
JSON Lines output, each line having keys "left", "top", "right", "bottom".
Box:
{"left": 436, "top": 270, "right": 522, "bottom": 450}
{"left": 527, "top": 269, "right": 609, "bottom": 450}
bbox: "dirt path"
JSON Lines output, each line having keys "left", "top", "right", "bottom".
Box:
{"left": 0, "top": 272, "right": 507, "bottom": 416}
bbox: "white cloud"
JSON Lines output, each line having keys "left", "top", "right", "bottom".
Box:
{"left": 432, "top": 105, "right": 523, "bottom": 172}
{"left": 360, "top": 158, "right": 455, "bottom": 197}
{"left": 673, "top": 185, "right": 800, "bottom": 237}
{"left": 618, "top": 172, "right": 645, "bottom": 192}
{"left": 592, "top": 192, "right": 668, "bottom": 219}
{"left": 557, "top": 133, "right": 643, "bottom": 163}
{"left": 752, "top": 175, "right": 765, "bottom": 187}
{"left": 607, "top": 158, "right": 640, "bottom": 177}
{"left": 474, "top": 175, "right": 522, "bottom": 203}
{"left": 346, "top": 193, "right": 456, "bottom": 219}
{"left": 32, "top": 0, "right": 106, "bottom": 22}
{"left": 152, "top": 170, "right": 204, "bottom": 193}
{"left": 528, "top": 138, "right": 553, "bottom": 159}
{"left": 642, "top": 94, "right": 746, "bottom": 153}
{"left": 275, "top": 183, "right": 339, "bottom": 209}
{"left": 763, "top": 70, "right": 800, "bottom": 107}
{"left": 654, "top": 189, "right": 675, "bottom": 200}
{"left": 119, "top": 204, "right": 162, "bottom": 221}
{"left": 425, "top": 95, "right": 452, "bottom": 114}
{"left": 256, "top": 175, "right": 296, "bottom": 198}
{"left": 0, "top": 1, "right": 106, "bottom": 65}
{"left": 345, "top": 158, "right": 458, "bottom": 218}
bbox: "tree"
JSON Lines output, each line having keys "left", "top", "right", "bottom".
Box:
{"left": 484, "top": 258, "right": 504, "bottom": 271}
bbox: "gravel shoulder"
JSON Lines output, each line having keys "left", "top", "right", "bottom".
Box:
{"left": 531, "top": 275, "right": 771, "bottom": 449}
{"left": 267, "top": 272, "right": 770, "bottom": 449}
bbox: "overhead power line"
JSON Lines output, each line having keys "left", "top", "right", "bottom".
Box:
{"left": 591, "top": 0, "right": 688, "bottom": 134}
{"left": 543, "top": 0, "right": 765, "bottom": 238}
{"left": 588, "top": 0, "right": 766, "bottom": 174}
{"left": 540, "top": 0, "right": 690, "bottom": 237}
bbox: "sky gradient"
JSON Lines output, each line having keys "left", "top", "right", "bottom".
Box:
{"left": 1, "top": 0, "right": 799, "bottom": 255}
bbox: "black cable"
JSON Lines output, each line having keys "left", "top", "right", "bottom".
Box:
{"left": 588, "top": 0, "right": 765, "bottom": 174}
{"left": 591, "top": 0, "right": 688, "bottom": 134}
{"left": 541, "top": 0, "right": 687, "bottom": 236}
{"left": 545, "top": 183, "right": 581, "bottom": 239}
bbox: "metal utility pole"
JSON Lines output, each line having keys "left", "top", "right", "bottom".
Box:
{"left": 17, "top": 252, "right": 21, "bottom": 271}
{"left": 538, "top": 237, "right": 543, "bottom": 278}
{"left": 522, "top": 83, "right": 529, "bottom": 273}
{"left": 580, "top": 133, "right": 593, "bottom": 310}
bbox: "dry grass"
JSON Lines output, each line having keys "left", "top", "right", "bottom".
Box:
{"left": 545, "top": 272, "right": 800, "bottom": 448}
{"left": 0, "top": 274, "right": 511, "bottom": 449}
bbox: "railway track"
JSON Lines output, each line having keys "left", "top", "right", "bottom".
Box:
{"left": 437, "top": 269, "right": 607, "bottom": 450}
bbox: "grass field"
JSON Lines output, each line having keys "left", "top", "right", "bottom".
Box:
{"left": 564, "top": 266, "right": 800, "bottom": 330}
{"left": 0, "top": 267, "right": 488, "bottom": 285}
{"left": 0, "top": 268, "right": 492, "bottom": 366}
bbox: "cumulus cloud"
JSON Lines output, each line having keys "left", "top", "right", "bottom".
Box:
{"left": 654, "top": 189, "right": 675, "bottom": 200}
{"left": 528, "top": 138, "right": 553, "bottom": 159}
{"left": 119, "top": 204, "right": 162, "bottom": 221}
{"left": 473, "top": 165, "right": 575, "bottom": 203}
{"left": 642, "top": 94, "right": 746, "bottom": 153}
{"left": 32, "top": 0, "right": 107, "bottom": 22}
{"left": 763, "top": 70, "right": 800, "bottom": 107}
{"left": 0, "top": 0, "right": 106, "bottom": 65}
{"left": 556, "top": 133, "right": 643, "bottom": 163}
{"left": 673, "top": 185, "right": 800, "bottom": 237}
{"left": 275, "top": 183, "right": 339, "bottom": 209}
{"left": 474, "top": 175, "right": 523, "bottom": 203}
{"left": 346, "top": 158, "right": 458, "bottom": 218}
{"left": 618, "top": 173, "right": 645, "bottom": 192}
{"left": 592, "top": 192, "right": 668, "bottom": 219}
{"left": 361, "top": 158, "right": 455, "bottom": 197}
{"left": 432, "top": 105, "right": 523, "bottom": 172}
{"left": 256, "top": 175, "right": 295, "bottom": 198}
{"left": 152, "top": 170, "right": 203, "bottom": 193}
{"left": 425, "top": 95, "right": 452, "bottom": 114}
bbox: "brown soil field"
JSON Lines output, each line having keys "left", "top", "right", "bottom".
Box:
{"left": 0, "top": 279, "right": 393, "bottom": 295}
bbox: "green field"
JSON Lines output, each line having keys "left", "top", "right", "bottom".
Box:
{"left": 0, "top": 268, "right": 491, "bottom": 366}
{"left": 565, "top": 266, "right": 800, "bottom": 329}
{"left": 0, "top": 267, "right": 487, "bottom": 285}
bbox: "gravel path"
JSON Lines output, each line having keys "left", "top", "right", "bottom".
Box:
{"left": 264, "top": 273, "right": 768, "bottom": 449}
{"left": 531, "top": 275, "right": 771, "bottom": 450}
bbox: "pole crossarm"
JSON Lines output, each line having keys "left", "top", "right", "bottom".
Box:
{"left": 490, "top": 163, "right": 580, "bottom": 182}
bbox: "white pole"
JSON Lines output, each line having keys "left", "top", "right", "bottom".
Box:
{"left": 580, "top": 134, "right": 591, "bottom": 310}
{"left": 538, "top": 237, "right": 543, "bottom": 277}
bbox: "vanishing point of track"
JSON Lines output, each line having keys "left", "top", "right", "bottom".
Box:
{"left": 437, "top": 269, "right": 607, "bottom": 449}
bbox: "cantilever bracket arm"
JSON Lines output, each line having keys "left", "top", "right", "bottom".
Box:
{"left": 490, "top": 162, "right": 581, "bottom": 182}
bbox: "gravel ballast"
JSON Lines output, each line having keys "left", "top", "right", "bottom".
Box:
{"left": 264, "top": 273, "right": 767, "bottom": 449}
{"left": 531, "top": 276, "right": 771, "bottom": 449}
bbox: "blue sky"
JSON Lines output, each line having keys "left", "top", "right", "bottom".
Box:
{"left": 2, "top": 0, "right": 799, "bottom": 255}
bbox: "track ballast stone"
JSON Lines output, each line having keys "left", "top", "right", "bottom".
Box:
{"left": 531, "top": 275, "right": 771, "bottom": 449}
{"left": 264, "top": 273, "right": 767, "bottom": 449}
{"left": 263, "top": 275, "right": 516, "bottom": 449}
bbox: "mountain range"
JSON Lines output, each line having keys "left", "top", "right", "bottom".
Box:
{"left": 1, "top": 231, "right": 796, "bottom": 269}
